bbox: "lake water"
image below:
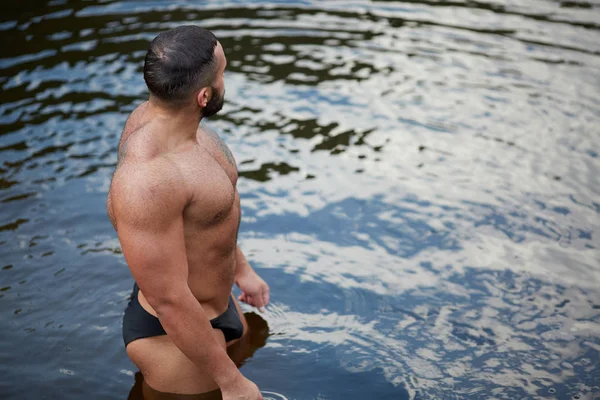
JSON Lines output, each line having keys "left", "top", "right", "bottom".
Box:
{"left": 1, "top": 1, "right": 599, "bottom": 399}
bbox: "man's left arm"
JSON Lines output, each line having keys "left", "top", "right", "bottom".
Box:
{"left": 235, "top": 245, "right": 270, "bottom": 313}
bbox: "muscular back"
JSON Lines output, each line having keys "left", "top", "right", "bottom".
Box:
{"left": 107, "top": 103, "right": 241, "bottom": 319}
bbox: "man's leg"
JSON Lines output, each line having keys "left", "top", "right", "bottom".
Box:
{"left": 126, "top": 327, "right": 227, "bottom": 395}
{"left": 126, "top": 295, "right": 249, "bottom": 396}
{"left": 141, "top": 381, "right": 223, "bottom": 400}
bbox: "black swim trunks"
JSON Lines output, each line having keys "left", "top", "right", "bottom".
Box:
{"left": 122, "top": 283, "right": 244, "bottom": 346}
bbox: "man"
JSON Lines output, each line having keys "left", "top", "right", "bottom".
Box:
{"left": 106, "top": 26, "right": 269, "bottom": 400}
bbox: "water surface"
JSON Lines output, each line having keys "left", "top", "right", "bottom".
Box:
{"left": 1, "top": 1, "right": 599, "bottom": 399}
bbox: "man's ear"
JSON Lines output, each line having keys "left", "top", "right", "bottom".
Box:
{"left": 196, "top": 87, "right": 212, "bottom": 108}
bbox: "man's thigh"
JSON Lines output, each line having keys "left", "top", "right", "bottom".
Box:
{"left": 126, "top": 328, "right": 227, "bottom": 395}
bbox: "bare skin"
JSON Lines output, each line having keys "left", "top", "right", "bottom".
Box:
{"left": 126, "top": 313, "right": 271, "bottom": 400}
{"left": 107, "top": 42, "right": 269, "bottom": 400}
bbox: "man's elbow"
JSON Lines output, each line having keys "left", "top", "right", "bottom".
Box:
{"left": 145, "top": 287, "right": 187, "bottom": 317}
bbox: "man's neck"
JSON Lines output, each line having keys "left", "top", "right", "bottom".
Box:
{"left": 146, "top": 96, "right": 203, "bottom": 144}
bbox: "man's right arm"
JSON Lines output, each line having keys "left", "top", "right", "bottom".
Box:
{"left": 112, "top": 164, "right": 261, "bottom": 399}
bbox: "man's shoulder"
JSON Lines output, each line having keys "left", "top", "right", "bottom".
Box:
{"left": 123, "top": 102, "right": 149, "bottom": 133}
{"left": 111, "top": 155, "right": 189, "bottom": 212}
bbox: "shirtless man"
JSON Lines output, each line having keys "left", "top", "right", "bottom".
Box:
{"left": 106, "top": 26, "right": 269, "bottom": 400}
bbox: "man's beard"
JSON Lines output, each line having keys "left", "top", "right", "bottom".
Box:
{"left": 202, "top": 87, "right": 224, "bottom": 118}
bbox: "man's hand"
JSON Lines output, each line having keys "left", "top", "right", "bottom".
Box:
{"left": 221, "top": 374, "right": 263, "bottom": 400}
{"left": 235, "top": 268, "right": 270, "bottom": 313}
{"left": 235, "top": 246, "right": 270, "bottom": 312}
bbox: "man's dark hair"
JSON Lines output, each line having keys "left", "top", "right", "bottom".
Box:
{"left": 143, "top": 25, "right": 218, "bottom": 104}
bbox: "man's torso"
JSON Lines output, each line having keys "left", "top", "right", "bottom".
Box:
{"left": 107, "top": 102, "right": 240, "bottom": 319}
